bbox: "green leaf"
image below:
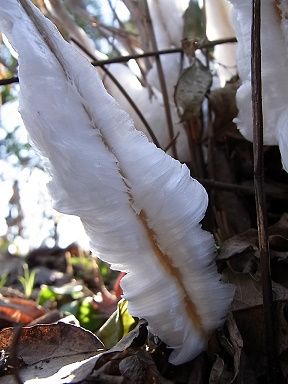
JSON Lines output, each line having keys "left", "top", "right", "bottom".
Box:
{"left": 61, "top": 298, "right": 106, "bottom": 332}
{"left": 37, "top": 282, "right": 83, "bottom": 305}
{"left": 77, "top": 297, "right": 106, "bottom": 332}
{"left": 174, "top": 58, "right": 212, "bottom": 121}
{"left": 37, "top": 285, "right": 58, "bottom": 306}
{"left": 18, "top": 263, "right": 36, "bottom": 298}
{"left": 96, "top": 299, "right": 137, "bottom": 349}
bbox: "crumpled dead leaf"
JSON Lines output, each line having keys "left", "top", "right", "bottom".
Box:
{"left": 87, "top": 320, "right": 152, "bottom": 382}
{"left": 209, "top": 355, "right": 224, "bottom": 384}
{"left": 219, "top": 219, "right": 288, "bottom": 382}
{"left": 219, "top": 213, "right": 288, "bottom": 279}
{"left": 218, "top": 228, "right": 259, "bottom": 274}
{"left": 208, "top": 314, "right": 243, "bottom": 384}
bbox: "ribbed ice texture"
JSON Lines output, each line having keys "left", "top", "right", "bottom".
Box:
{"left": 101, "top": 63, "right": 190, "bottom": 161}
{"left": 0, "top": 0, "right": 233, "bottom": 364}
{"left": 230, "top": 0, "right": 288, "bottom": 171}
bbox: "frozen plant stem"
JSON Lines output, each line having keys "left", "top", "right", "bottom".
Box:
{"left": 251, "top": 1, "right": 279, "bottom": 382}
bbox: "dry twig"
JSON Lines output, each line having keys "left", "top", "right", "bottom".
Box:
{"left": 251, "top": 1, "right": 280, "bottom": 382}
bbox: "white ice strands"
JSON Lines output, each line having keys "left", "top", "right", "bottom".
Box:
{"left": 0, "top": 0, "right": 233, "bottom": 364}
{"left": 230, "top": 0, "right": 288, "bottom": 171}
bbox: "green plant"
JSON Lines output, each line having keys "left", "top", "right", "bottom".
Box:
{"left": 0, "top": 273, "right": 8, "bottom": 288}
{"left": 18, "top": 263, "right": 36, "bottom": 298}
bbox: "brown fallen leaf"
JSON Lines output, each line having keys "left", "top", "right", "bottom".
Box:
{"left": 219, "top": 214, "right": 288, "bottom": 287}
{"left": 218, "top": 228, "right": 259, "bottom": 274}
{"left": 0, "top": 296, "right": 46, "bottom": 328}
{"left": 208, "top": 313, "right": 243, "bottom": 384}
{"left": 209, "top": 355, "right": 224, "bottom": 384}
{"left": 84, "top": 320, "right": 156, "bottom": 383}
{"left": 0, "top": 322, "right": 104, "bottom": 383}
{"left": 95, "top": 319, "right": 148, "bottom": 371}
{"left": 119, "top": 349, "right": 163, "bottom": 384}
{"left": 0, "top": 322, "right": 104, "bottom": 364}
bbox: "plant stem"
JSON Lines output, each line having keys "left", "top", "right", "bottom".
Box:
{"left": 251, "top": 1, "right": 279, "bottom": 382}
{"left": 198, "top": 178, "right": 288, "bottom": 199}
{"left": 0, "top": 77, "right": 19, "bottom": 86}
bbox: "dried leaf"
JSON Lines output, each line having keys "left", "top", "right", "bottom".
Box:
{"left": 0, "top": 322, "right": 104, "bottom": 383}
{"left": 219, "top": 229, "right": 259, "bottom": 274}
{"left": 88, "top": 321, "right": 162, "bottom": 384}
{"left": 219, "top": 214, "right": 288, "bottom": 285}
{"left": 119, "top": 349, "right": 162, "bottom": 384}
{"left": 222, "top": 314, "right": 243, "bottom": 382}
{"left": 209, "top": 355, "right": 224, "bottom": 384}
{"left": 219, "top": 229, "right": 258, "bottom": 261}
{"left": 208, "top": 314, "right": 243, "bottom": 384}
{"left": 0, "top": 296, "right": 46, "bottom": 327}
{"left": 174, "top": 58, "right": 212, "bottom": 120}
{"left": 95, "top": 319, "right": 148, "bottom": 371}
{"left": 183, "top": 0, "right": 205, "bottom": 42}
{"left": 224, "top": 268, "right": 288, "bottom": 311}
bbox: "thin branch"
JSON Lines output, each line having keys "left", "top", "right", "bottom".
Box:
{"left": 143, "top": 0, "right": 177, "bottom": 158}
{"left": 71, "top": 38, "right": 161, "bottom": 148}
{"left": 251, "top": 1, "right": 279, "bottom": 382}
{"left": 88, "top": 38, "right": 236, "bottom": 67}
{"left": 199, "top": 178, "right": 288, "bottom": 199}
{"left": 94, "top": 48, "right": 181, "bottom": 66}
{"left": 106, "top": 0, "right": 126, "bottom": 30}
{"left": 164, "top": 131, "right": 180, "bottom": 152}
{"left": 0, "top": 38, "right": 237, "bottom": 87}
{"left": 0, "top": 77, "right": 19, "bottom": 86}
